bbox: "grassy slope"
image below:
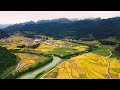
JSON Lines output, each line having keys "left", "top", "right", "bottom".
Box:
{"left": 0, "top": 47, "right": 18, "bottom": 79}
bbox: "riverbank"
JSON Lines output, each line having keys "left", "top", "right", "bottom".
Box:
{"left": 18, "top": 56, "right": 63, "bottom": 79}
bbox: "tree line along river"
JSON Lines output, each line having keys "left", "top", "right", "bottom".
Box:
{"left": 18, "top": 56, "right": 63, "bottom": 79}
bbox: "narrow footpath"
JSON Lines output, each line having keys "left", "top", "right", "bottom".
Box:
{"left": 107, "top": 47, "right": 112, "bottom": 79}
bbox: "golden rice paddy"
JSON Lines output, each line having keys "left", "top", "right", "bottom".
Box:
{"left": 14, "top": 53, "right": 48, "bottom": 72}
{"left": 43, "top": 53, "right": 120, "bottom": 79}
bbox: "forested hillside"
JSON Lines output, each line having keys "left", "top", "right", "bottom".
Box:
{"left": 3, "top": 17, "right": 120, "bottom": 40}
{"left": 0, "top": 46, "right": 18, "bottom": 78}
{"left": 0, "top": 30, "right": 9, "bottom": 38}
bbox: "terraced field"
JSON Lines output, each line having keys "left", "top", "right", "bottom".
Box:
{"left": 13, "top": 53, "right": 48, "bottom": 73}
{"left": 43, "top": 53, "right": 120, "bottom": 79}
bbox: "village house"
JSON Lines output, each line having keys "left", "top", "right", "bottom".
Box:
{"left": 65, "top": 36, "right": 73, "bottom": 42}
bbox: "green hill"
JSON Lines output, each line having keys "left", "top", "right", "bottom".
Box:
{"left": 0, "top": 30, "right": 9, "bottom": 39}
{"left": 0, "top": 46, "right": 18, "bottom": 78}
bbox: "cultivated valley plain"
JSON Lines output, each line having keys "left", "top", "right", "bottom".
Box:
{"left": 0, "top": 34, "right": 120, "bottom": 79}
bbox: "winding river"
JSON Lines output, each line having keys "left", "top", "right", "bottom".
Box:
{"left": 18, "top": 56, "right": 62, "bottom": 79}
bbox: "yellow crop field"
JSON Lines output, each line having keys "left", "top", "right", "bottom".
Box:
{"left": 14, "top": 53, "right": 48, "bottom": 72}
{"left": 35, "top": 43, "right": 58, "bottom": 53}
{"left": 73, "top": 46, "right": 88, "bottom": 51}
{"left": 14, "top": 53, "right": 39, "bottom": 72}
{"left": 3, "top": 44, "right": 18, "bottom": 49}
{"left": 2, "top": 35, "right": 30, "bottom": 50}
{"left": 15, "top": 53, "right": 39, "bottom": 61}
{"left": 18, "top": 60, "right": 36, "bottom": 71}
{"left": 18, "top": 41, "right": 29, "bottom": 45}
{"left": 7, "top": 35, "right": 28, "bottom": 41}
{"left": 43, "top": 53, "right": 120, "bottom": 79}
{"left": 55, "top": 40, "right": 65, "bottom": 45}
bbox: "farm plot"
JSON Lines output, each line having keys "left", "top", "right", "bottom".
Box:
{"left": 35, "top": 43, "right": 57, "bottom": 53}
{"left": 14, "top": 53, "right": 48, "bottom": 72}
{"left": 43, "top": 53, "right": 120, "bottom": 79}
{"left": 35, "top": 41, "right": 88, "bottom": 57}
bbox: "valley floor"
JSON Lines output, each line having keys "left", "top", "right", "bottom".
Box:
{"left": 0, "top": 35, "right": 120, "bottom": 79}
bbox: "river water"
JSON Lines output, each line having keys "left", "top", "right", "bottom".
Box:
{"left": 19, "top": 56, "right": 62, "bottom": 79}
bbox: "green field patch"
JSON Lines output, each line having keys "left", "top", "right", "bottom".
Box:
{"left": 64, "top": 41, "right": 81, "bottom": 47}
{"left": 92, "top": 45, "right": 115, "bottom": 56}
{"left": 79, "top": 74, "right": 87, "bottom": 78}
{"left": 44, "top": 67, "right": 59, "bottom": 78}
{"left": 49, "top": 47, "right": 78, "bottom": 57}
{"left": 112, "top": 68, "right": 120, "bottom": 73}
{"left": 79, "top": 40, "right": 100, "bottom": 45}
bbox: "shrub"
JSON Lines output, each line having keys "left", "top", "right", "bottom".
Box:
{"left": 99, "top": 40, "right": 117, "bottom": 45}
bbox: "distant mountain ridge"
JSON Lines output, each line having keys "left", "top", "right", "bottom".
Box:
{"left": 3, "top": 17, "right": 120, "bottom": 40}
{"left": 0, "top": 24, "right": 12, "bottom": 29}
{"left": 21, "top": 20, "right": 35, "bottom": 25}
{"left": 36, "top": 18, "right": 71, "bottom": 24}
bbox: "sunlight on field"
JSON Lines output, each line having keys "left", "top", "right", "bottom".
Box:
{"left": 2, "top": 35, "right": 88, "bottom": 57}
{"left": 14, "top": 53, "right": 39, "bottom": 72}
{"left": 18, "top": 60, "right": 36, "bottom": 71}
{"left": 43, "top": 53, "right": 120, "bottom": 79}
{"left": 14, "top": 53, "right": 48, "bottom": 72}
{"left": 35, "top": 43, "right": 57, "bottom": 53}
{"left": 55, "top": 40, "right": 65, "bottom": 44}
{"left": 2, "top": 35, "right": 30, "bottom": 49}
{"left": 73, "top": 46, "right": 88, "bottom": 51}
{"left": 3, "top": 44, "right": 18, "bottom": 49}
{"left": 7, "top": 35, "right": 28, "bottom": 41}
{"left": 15, "top": 53, "right": 39, "bottom": 61}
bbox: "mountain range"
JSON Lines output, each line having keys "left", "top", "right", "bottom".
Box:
{"left": 1, "top": 17, "right": 120, "bottom": 40}
{"left": 0, "top": 24, "right": 12, "bottom": 29}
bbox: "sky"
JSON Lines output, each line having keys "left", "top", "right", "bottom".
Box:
{"left": 0, "top": 11, "right": 120, "bottom": 24}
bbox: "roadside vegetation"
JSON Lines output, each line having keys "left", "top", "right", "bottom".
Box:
{"left": 34, "top": 71, "right": 45, "bottom": 79}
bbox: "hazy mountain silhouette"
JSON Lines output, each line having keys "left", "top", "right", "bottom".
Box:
{"left": 3, "top": 17, "right": 120, "bottom": 39}
{"left": 0, "top": 24, "right": 12, "bottom": 29}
